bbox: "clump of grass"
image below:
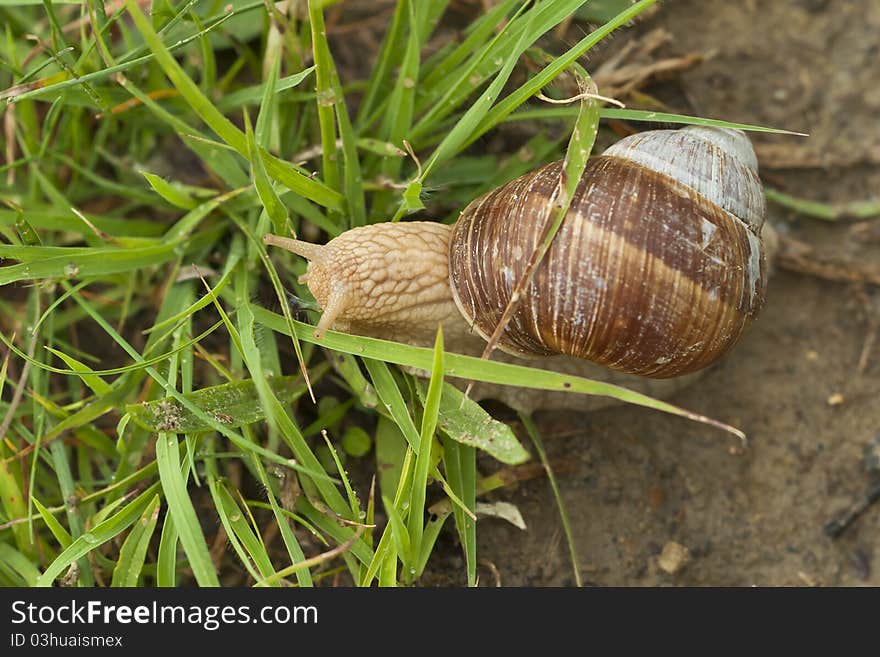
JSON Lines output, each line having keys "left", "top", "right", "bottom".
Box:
{"left": 1, "top": 0, "right": 771, "bottom": 587}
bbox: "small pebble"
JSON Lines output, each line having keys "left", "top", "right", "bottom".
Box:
{"left": 657, "top": 541, "right": 691, "bottom": 575}
{"left": 827, "top": 393, "right": 845, "bottom": 406}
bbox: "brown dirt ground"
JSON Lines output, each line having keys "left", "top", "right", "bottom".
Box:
{"left": 422, "top": 0, "right": 880, "bottom": 586}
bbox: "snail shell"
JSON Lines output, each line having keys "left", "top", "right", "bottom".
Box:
{"left": 448, "top": 126, "right": 767, "bottom": 377}
{"left": 263, "top": 125, "right": 769, "bottom": 384}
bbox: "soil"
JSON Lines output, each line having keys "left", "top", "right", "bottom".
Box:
{"left": 423, "top": 0, "right": 880, "bottom": 586}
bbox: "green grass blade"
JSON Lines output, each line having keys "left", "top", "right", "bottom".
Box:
{"left": 0, "top": 209, "right": 163, "bottom": 239}
{"left": 321, "top": 432, "right": 361, "bottom": 520}
{"left": 378, "top": 0, "right": 420, "bottom": 178}
{"left": 375, "top": 415, "right": 408, "bottom": 505}
{"left": 597, "top": 108, "right": 807, "bottom": 135}
{"left": 155, "top": 432, "right": 220, "bottom": 587}
{"left": 2, "top": 1, "right": 257, "bottom": 103}
{"left": 0, "top": 544, "right": 41, "bottom": 586}
{"left": 420, "top": 0, "right": 517, "bottom": 89}
{"left": 383, "top": 494, "right": 411, "bottom": 573}
{"left": 414, "top": 510, "right": 451, "bottom": 579}
{"left": 123, "top": 0, "right": 345, "bottom": 212}
{"left": 111, "top": 494, "right": 161, "bottom": 587}
{"left": 62, "top": 283, "right": 319, "bottom": 471}
{"left": 505, "top": 106, "right": 806, "bottom": 136}
{"left": 252, "top": 307, "right": 747, "bottom": 441}
{"left": 262, "top": 467, "right": 313, "bottom": 587}
{"left": 420, "top": 381, "right": 529, "bottom": 465}
{"left": 37, "top": 483, "right": 160, "bottom": 587}
{"left": 208, "top": 476, "right": 277, "bottom": 585}
{"left": 142, "top": 172, "right": 200, "bottom": 209}
{"left": 363, "top": 358, "right": 421, "bottom": 452}
{"left": 156, "top": 512, "right": 179, "bottom": 587}
{"left": 412, "top": 0, "right": 591, "bottom": 145}
{"left": 0, "top": 319, "right": 227, "bottom": 378}
{"left": 764, "top": 187, "right": 879, "bottom": 221}
{"left": 218, "top": 294, "right": 348, "bottom": 516}
{"left": 406, "top": 328, "right": 444, "bottom": 575}
{"left": 44, "top": 346, "right": 112, "bottom": 396}
{"left": 378, "top": 544, "right": 398, "bottom": 587}
{"left": 0, "top": 242, "right": 182, "bottom": 285}
{"left": 461, "top": 0, "right": 658, "bottom": 150}
{"left": 355, "top": 0, "right": 407, "bottom": 128}
{"left": 296, "top": 497, "right": 374, "bottom": 568}
{"left": 215, "top": 67, "right": 315, "bottom": 111}
{"left": 245, "top": 109, "right": 288, "bottom": 235}
{"left": 410, "top": 0, "right": 527, "bottom": 143}
{"left": 0, "top": 456, "right": 33, "bottom": 559}
{"left": 441, "top": 438, "right": 477, "bottom": 585}
{"left": 307, "top": 0, "right": 341, "bottom": 206}
{"left": 33, "top": 497, "right": 72, "bottom": 549}
{"left": 127, "top": 375, "right": 311, "bottom": 433}
{"left": 333, "top": 78, "right": 366, "bottom": 228}
{"left": 519, "top": 411, "right": 581, "bottom": 587}
{"left": 47, "top": 436, "right": 96, "bottom": 586}
{"left": 415, "top": 6, "right": 535, "bottom": 184}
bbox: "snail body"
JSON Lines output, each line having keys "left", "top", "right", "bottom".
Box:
{"left": 264, "top": 125, "right": 770, "bottom": 386}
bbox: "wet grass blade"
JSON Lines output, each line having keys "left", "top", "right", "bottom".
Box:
{"left": 321, "top": 433, "right": 361, "bottom": 521}
{"left": 363, "top": 358, "right": 421, "bottom": 452}
{"left": 0, "top": 544, "right": 41, "bottom": 586}
{"left": 519, "top": 411, "right": 581, "bottom": 587}
{"left": 252, "top": 307, "right": 748, "bottom": 442}
{"left": 142, "top": 172, "right": 200, "bottom": 210}
{"left": 307, "top": 0, "right": 341, "bottom": 209}
{"left": 156, "top": 512, "right": 179, "bottom": 587}
{"left": 355, "top": 0, "right": 407, "bottom": 128}
{"left": 262, "top": 467, "right": 313, "bottom": 587}
{"left": 0, "top": 242, "right": 183, "bottom": 285}
{"left": 37, "top": 483, "right": 160, "bottom": 586}
{"left": 414, "top": 509, "right": 451, "bottom": 579}
{"left": 441, "top": 437, "right": 477, "bottom": 586}
{"left": 123, "top": 0, "right": 345, "bottom": 212}
{"left": 110, "top": 494, "right": 160, "bottom": 587}
{"left": 32, "top": 497, "right": 72, "bottom": 550}
{"left": 155, "top": 433, "right": 220, "bottom": 587}
{"left": 414, "top": 6, "right": 534, "bottom": 185}
{"left": 245, "top": 108, "right": 288, "bottom": 235}
{"left": 0, "top": 455, "right": 32, "bottom": 559}
{"left": 406, "top": 329, "right": 444, "bottom": 575}
{"left": 207, "top": 474, "right": 277, "bottom": 586}
{"left": 464, "top": 0, "right": 658, "bottom": 149}
{"left": 127, "top": 375, "right": 311, "bottom": 433}
{"left": 420, "top": 381, "right": 529, "bottom": 465}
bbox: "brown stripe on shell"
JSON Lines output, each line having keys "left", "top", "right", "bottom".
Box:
{"left": 603, "top": 127, "right": 766, "bottom": 233}
{"left": 448, "top": 156, "right": 767, "bottom": 378}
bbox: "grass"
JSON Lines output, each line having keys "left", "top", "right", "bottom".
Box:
{"left": 0, "top": 0, "right": 778, "bottom": 587}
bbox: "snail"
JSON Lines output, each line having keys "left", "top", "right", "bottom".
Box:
{"left": 264, "top": 125, "right": 777, "bottom": 410}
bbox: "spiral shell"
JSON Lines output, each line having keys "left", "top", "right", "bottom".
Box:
{"left": 447, "top": 126, "right": 768, "bottom": 378}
